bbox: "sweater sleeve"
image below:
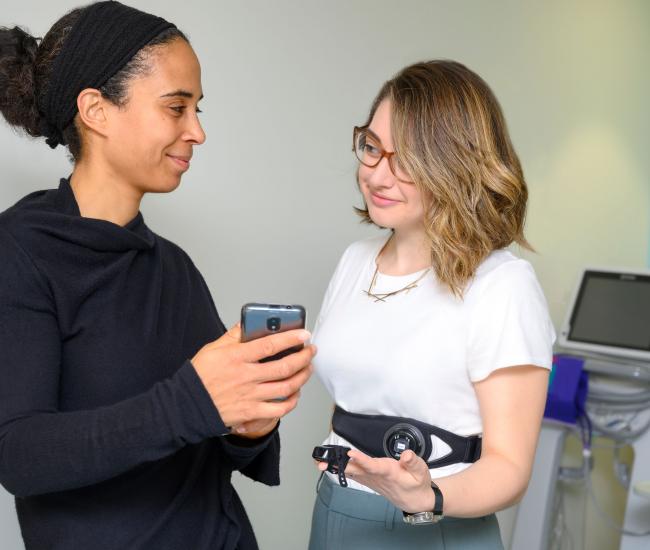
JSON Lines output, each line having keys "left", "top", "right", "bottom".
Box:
{"left": 192, "top": 272, "right": 281, "bottom": 484}
{"left": 0, "top": 228, "right": 228, "bottom": 498}
{"left": 218, "top": 429, "right": 281, "bottom": 486}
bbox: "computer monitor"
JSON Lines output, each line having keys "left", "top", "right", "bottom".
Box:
{"left": 559, "top": 267, "right": 650, "bottom": 363}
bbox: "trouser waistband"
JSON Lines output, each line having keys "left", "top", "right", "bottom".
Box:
{"left": 317, "top": 474, "right": 401, "bottom": 526}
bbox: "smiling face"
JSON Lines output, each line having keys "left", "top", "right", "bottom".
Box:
{"left": 101, "top": 38, "right": 205, "bottom": 194}
{"left": 358, "top": 99, "right": 426, "bottom": 234}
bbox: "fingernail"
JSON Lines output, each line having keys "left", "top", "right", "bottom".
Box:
{"left": 298, "top": 330, "right": 311, "bottom": 342}
{"left": 236, "top": 427, "right": 247, "bottom": 434}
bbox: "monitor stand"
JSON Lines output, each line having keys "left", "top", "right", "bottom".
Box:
{"left": 511, "top": 355, "right": 650, "bottom": 549}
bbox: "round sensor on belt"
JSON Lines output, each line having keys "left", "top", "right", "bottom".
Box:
{"left": 382, "top": 423, "right": 426, "bottom": 460}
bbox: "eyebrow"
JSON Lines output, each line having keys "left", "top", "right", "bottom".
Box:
{"left": 365, "top": 127, "right": 384, "bottom": 144}
{"left": 160, "top": 89, "right": 204, "bottom": 100}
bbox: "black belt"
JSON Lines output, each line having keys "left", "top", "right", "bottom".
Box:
{"left": 332, "top": 406, "right": 482, "bottom": 469}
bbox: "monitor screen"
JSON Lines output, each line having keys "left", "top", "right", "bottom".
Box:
{"left": 567, "top": 270, "right": 650, "bottom": 353}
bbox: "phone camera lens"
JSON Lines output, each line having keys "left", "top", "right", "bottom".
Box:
{"left": 286, "top": 305, "right": 292, "bottom": 309}
{"left": 267, "top": 317, "right": 281, "bottom": 331}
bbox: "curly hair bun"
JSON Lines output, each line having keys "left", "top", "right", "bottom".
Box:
{"left": 0, "top": 26, "right": 42, "bottom": 137}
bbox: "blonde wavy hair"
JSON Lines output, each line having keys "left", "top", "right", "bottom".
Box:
{"left": 355, "top": 60, "right": 532, "bottom": 297}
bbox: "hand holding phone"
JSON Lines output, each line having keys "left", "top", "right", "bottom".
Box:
{"left": 190, "top": 319, "right": 314, "bottom": 430}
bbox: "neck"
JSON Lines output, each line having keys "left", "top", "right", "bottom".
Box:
{"left": 378, "top": 227, "right": 430, "bottom": 275}
{"left": 69, "top": 159, "right": 143, "bottom": 226}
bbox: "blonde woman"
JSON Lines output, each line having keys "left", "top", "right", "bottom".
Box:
{"left": 309, "top": 61, "right": 555, "bottom": 549}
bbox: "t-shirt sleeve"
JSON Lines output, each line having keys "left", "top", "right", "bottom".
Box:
{"left": 466, "top": 259, "right": 556, "bottom": 382}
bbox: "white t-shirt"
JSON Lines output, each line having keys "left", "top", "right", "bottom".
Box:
{"left": 313, "top": 234, "right": 556, "bottom": 492}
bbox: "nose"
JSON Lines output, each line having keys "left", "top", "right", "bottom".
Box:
{"left": 183, "top": 112, "right": 206, "bottom": 145}
{"left": 364, "top": 156, "right": 395, "bottom": 188}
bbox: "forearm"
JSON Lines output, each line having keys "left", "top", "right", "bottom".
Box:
{"left": 0, "top": 361, "right": 227, "bottom": 497}
{"left": 433, "top": 452, "right": 529, "bottom": 517}
{"left": 432, "top": 365, "right": 549, "bottom": 517}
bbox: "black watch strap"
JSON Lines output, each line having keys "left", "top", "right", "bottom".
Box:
{"left": 402, "top": 481, "right": 444, "bottom": 525}
{"left": 430, "top": 480, "right": 443, "bottom": 515}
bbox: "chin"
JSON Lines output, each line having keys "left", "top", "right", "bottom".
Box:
{"left": 147, "top": 174, "right": 184, "bottom": 194}
{"left": 365, "top": 207, "right": 393, "bottom": 229}
{"left": 367, "top": 214, "right": 394, "bottom": 230}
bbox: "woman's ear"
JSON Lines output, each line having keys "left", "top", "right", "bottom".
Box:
{"left": 76, "top": 88, "right": 109, "bottom": 138}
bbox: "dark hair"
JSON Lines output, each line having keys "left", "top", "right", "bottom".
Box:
{"left": 355, "top": 60, "right": 530, "bottom": 296}
{"left": 0, "top": 8, "right": 186, "bottom": 162}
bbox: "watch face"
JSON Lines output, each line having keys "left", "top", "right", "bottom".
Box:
{"left": 402, "top": 511, "right": 443, "bottom": 525}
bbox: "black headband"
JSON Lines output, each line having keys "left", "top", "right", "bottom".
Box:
{"left": 39, "top": 0, "right": 176, "bottom": 149}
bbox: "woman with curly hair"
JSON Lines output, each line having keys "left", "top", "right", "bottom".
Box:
{"left": 309, "top": 60, "right": 555, "bottom": 549}
{"left": 0, "top": 2, "right": 313, "bottom": 549}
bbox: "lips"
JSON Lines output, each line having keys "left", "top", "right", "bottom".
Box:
{"left": 167, "top": 154, "right": 191, "bottom": 171}
{"left": 369, "top": 192, "right": 400, "bottom": 207}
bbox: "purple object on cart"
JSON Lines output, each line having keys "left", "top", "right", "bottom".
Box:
{"left": 543, "top": 354, "right": 589, "bottom": 424}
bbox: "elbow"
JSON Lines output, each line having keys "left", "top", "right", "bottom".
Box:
{"left": 491, "top": 452, "right": 533, "bottom": 509}
{"left": 0, "top": 466, "right": 43, "bottom": 498}
{"left": 509, "top": 482, "right": 529, "bottom": 506}
{"left": 507, "top": 467, "right": 534, "bottom": 508}
{"left": 494, "top": 478, "right": 529, "bottom": 510}
{"left": 0, "top": 441, "right": 37, "bottom": 498}
{"left": 0, "top": 461, "right": 34, "bottom": 498}
{"left": 0, "top": 470, "right": 29, "bottom": 498}
{"left": 0, "top": 482, "right": 25, "bottom": 499}
{"left": 511, "top": 465, "right": 536, "bottom": 505}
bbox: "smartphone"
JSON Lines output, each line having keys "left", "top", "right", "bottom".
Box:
{"left": 240, "top": 303, "right": 307, "bottom": 363}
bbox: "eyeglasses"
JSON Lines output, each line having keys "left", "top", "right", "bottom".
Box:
{"left": 352, "top": 126, "right": 413, "bottom": 183}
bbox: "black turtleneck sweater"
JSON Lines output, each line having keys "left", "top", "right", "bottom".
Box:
{"left": 0, "top": 179, "right": 280, "bottom": 550}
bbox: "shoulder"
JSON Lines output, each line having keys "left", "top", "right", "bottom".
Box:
{"left": 153, "top": 234, "right": 214, "bottom": 294}
{"left": 339, "top": 234, "right": 387, "bottom": 265}
{"left": 0, "top": 189, "right": 58, "bottom": 274}
{"left": 466, "top": 249, "right": 543, "bottom": 303}
{"left": 326, "top": 234, "right": 387, "bottom": 283}
{"left": 0, "top": 188, "right": 59, "bottom": 235}
{"left": 154, "top": 232, "right": 188, "bottom": 257}
{"left": 474, "top": 249, "right": 538, "bottom": 285}
{"left": 153, "top": 233, "right": 202, "bottom": 273}
{"left": 0, "top": 180, "right": 72, "bottom": 262}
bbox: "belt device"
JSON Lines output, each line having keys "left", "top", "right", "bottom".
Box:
{"left": 312, "top": 445, "right": 351, "bottom": 487}
{"left": 332, "top": 405, "right": 482, "bottom": 471}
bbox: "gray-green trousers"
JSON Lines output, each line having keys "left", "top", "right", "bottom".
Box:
{"left": 308, "top": 474, "right": 504, "bottom": 550}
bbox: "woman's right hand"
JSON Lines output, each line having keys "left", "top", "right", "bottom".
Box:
{"left": 191, "top": 324, "right": 315, "bottom": 429}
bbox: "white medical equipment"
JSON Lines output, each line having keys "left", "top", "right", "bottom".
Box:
{"left": 511, "top": 267, "right": 650, "bottom": 550}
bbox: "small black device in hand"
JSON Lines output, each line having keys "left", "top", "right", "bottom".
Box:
{"left": 240, "top": 303, "right": 306, "bottom": 362}
{"left": 312, "top": 445, "right": 351, "bottom": 487}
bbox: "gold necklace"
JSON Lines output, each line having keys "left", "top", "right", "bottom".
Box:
{"left": 363, "top": 236, "right": 431, "bottom": 302}
{"left": 363, "top": 264, "right": 430, "bottom": 302}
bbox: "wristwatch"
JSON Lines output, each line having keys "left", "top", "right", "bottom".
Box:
{"left": 402, "top": 481, "right": 444, "bottom": 525}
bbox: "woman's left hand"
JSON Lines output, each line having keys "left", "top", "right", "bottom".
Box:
{"left": 327, "top": 449, "right": 436, "bottom": 513}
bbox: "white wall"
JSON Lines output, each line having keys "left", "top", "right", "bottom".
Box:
{"left": 1, "top": 1, "right": 648, "bottom": 549}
